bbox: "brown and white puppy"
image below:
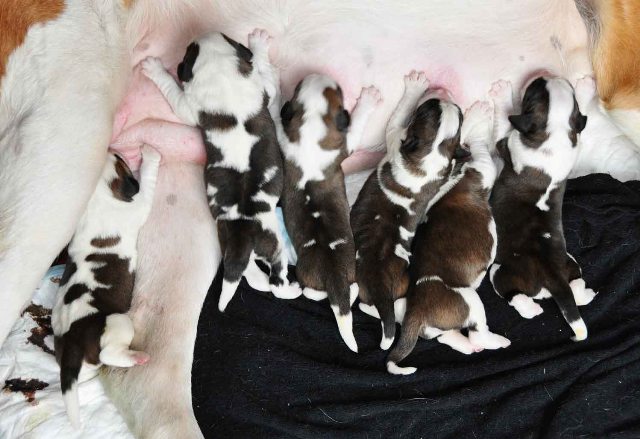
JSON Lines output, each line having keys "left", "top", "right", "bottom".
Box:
{"left": 489, "top": 77, "right": 596, "bottom": 341}
{"left": 142, "top": 31, "right": 301, "bottom": 311}
{"left": 386, "top": 102, "right": 510, "bottom": 375}
{"left": 279, "top": 74, "right": 381, "bottom": 352}
{"left": 351, "top": 72, "right": 467, "bottom": 350}
{"left": 52, "top": 147, "right": 160, "bottom": 427}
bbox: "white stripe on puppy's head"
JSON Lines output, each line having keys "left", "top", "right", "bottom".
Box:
{"left": 506, "top": 76, "right": 588, "bottom": 182}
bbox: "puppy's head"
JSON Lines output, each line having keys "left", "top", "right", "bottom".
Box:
{"left": 280, "top": 73, "right": 350, "bottom": 148}
{"left": 401, "top": 98, "right": 464, "bottom": 177}
{"left": 510, "top": 76, "right": 587, "bottom": 148}
{"left": 177, "top": 32, "right": 253, "bottom": 83}
{"left": 103, "top": 154, "right": 139, "bottom": 202}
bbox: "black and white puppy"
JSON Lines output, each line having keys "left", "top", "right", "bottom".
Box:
{"left": 351, "top": 72, "right": 467, "bottom": 350}
{"left": 387, "top": 102, "right": 510, "bottom": 375}
{"left": 488, "top": 77, "right": 596, "bottom": 341}
{"left": 142, "top": 30, "right": 301, "bottom": 311}
{"left": 52, "top": 147, "right": 160, "bottom": 427}
{"left": 279, "top": 74, "right": 381, "bottom": 352}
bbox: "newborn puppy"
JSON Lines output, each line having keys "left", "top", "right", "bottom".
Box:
{"left": 386, "top": 102, "right": 511, "bottom": 375}
{"left": 142, "top": 30, "right": 300, "bottom": 311}
{"left": 488, "top": 77, "right": 596, "bottom": 341}
{"left": 279, "top": 74, "right": 381, "bottom": 352}
{"left": 351, "top": 72, "right": 467, "bottom": 350}
{"left": 52, "top": 147, "right": 160, "bottom": 427}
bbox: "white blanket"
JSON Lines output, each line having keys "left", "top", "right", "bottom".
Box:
{"left": 0, "top": 266, "right": 132, "bottom": 439}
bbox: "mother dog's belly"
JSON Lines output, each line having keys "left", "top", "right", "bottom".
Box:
{"left": 113, "top": 0, "right": 590, "bottom": 174}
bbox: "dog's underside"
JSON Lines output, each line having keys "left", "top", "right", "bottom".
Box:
{"left": 1, "top": 0, "right": 639, "bottom": 437}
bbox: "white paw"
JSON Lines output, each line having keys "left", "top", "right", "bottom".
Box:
{"left": 248, "top": 28, "right": 271, "bottom": 51}
{"left": 570, "top": 319, "right": 588, "bottom": 342}
{"left": 489, "top": 79, "right": 513, "bottom": 105}
{"left": 349, "top": 283, "right": 359, "bottom": 305}
{"left": 404, "top": 70, "right": 430, "bottom": 95}
{"left": 303, "top": 287, "right": 328, "bottom": 301}
{"left": 387, "top": 361, "right": 417, "bottom": 375}
{"left": 510, "top": 294, "right": 544, "bottom": 319}
{"left": 576, "top": 288, "right": 597, "bottom": 306}
{"left": 462, "top": 100, "right": 493, "bottom": 144}
{"left": 141, "top": 145, "right": 161, "bottom": 165}
{"left": 141, "top": 57, "right": 165, "bottom": 81}
{"left": 271, "top": 282, "right": 302, "bottom": 299}
{"left": 359, "top": 302, "right": 380, "bottom": 318}
{"left": 469, "top": 330, "right": 511, "bottom": 350}
{"left": 355, "top": 85, "right": 383, "bottom": 112}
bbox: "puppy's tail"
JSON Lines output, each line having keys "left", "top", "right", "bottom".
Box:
{"left": 375, "top": 294, "right": 397, "bottom": 351}
{"left": 59, "top": 340, "right": 84, "bottom": 429}
{"left": 386, "top": 310, "right": 421, "bottom": 375}
{"left": 551, "top": 279, "right": 588, "bottom": 342}
{"left": 328, "top": 273, "right": 359, "bottom": 353}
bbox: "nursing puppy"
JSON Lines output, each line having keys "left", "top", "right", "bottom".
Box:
{"left": 489, "top": 77, "right": 596, "bottom": 341}
{"left": 386, "top": 102, "right": 511, "bottom": 375}
{"left": 279, "top": 74, "right": 381, "bottom": 352}
{"left": 142, "top": 30, "right": 300, "bottom": 312}
{"left": 352, "top": 72, "right": 467, "bottom": 350}
{"left": 52, "top": 147, "right": 160, "bottom": 427}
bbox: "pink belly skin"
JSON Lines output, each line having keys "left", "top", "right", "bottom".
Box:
{"left": 112, "top": 0, "right": 590, "bottom": 173}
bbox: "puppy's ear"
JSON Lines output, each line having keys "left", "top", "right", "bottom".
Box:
{"left": 111, "top": 156, "right": 140, "bottom": 202}
{"left": 177, "top": 42, "right": 199, "bottom": 82}
{"left": 401, "top": 136, "right": 420, "bottom": 153}
{"left": 336, "top": 109, "right": 351, "bottom": 132}
{"left": 454, "top": 144, "right": 472, "bottom": 161}
{"left": 508, "top": 114, "right": 535, "bottom": 134}
{"left": 573, "top": 113, "right": 588, "bottom": 134}
{"left": 280, "top": 101, "right": 293, "bottom": 126}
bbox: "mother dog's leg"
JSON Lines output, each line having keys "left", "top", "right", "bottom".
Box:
{"left": 0, "top": 0, "right": 130, "bottom": 346}
{"left": 102, "top": 162, "right": 218, "bottom": 439}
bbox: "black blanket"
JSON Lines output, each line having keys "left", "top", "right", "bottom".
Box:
{"left": 193, "top": 174, "right": 640, "bottom": 438}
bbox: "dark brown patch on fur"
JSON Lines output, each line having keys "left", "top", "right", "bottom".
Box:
{"left": 84, "top": 253, "right": 135, "bottom": 314}
{"left": 110, "top": 156, "right": 139, "bottom": 202}
{"left": 3, "top": 378, "right": 49, "bottom": 404}
{"left": 91, "top": 236, "right": 121, "bottom": 248}
{"left": 199, "top": 112, "right": 238, "bottom": 131}
{"left": 222, "top": 34, "right": 253, "bottom": 77}
{"left": 319, "top": 87, "right": 350, "bottom": 150}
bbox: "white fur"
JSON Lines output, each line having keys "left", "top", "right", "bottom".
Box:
{"left": 329, "top": 238, "right": 347, "bottom": 250}
{"left": 303, "top": 287, "right": 328, "bottom": 301}
{"left": 387, "top": 361, "right": 417, "bottom": 375}
{"left": 394, "top": 244, "right": 411, "bottom": 264}
{"left": 330, "top": 305, "right": 358, "bottom": 353}
{"left": 398, "top": 226, "right": 414, "bottom": 241}
{"left": 509, "top": 294, "right": 544, "bottom": 319}
{"left": 0, "top": 0, "right": 131, "bottom": 348}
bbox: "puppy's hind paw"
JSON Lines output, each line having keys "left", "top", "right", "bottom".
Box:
{"left": 489, "top": 79, "right": 513, "bottom": 105}
{"left": 271, "top": 282, "right": 302, "bottom": 300}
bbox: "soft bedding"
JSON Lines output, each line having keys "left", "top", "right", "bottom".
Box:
{"left": 192, "top": 174, "right": 640, "bottom": 438}
{"left": 1, "top": 174, "right": 638, "bottom": 438}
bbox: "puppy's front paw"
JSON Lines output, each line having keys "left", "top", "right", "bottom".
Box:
{"left": 356, "top": 86, "right": 383, "bottom": 111}
{"left": 248, "top": 28, "right": 271, "bottom": 52}
{"left": 141, "top": 145, "right": 161, "bottom": 165}
{"left": 404, "top": 70, "right": 430, "bottom": 95}
{"left": 462, "top": 100, "right": 493, "bottom": 144}
{"left": 141, "top": 57, "right": 166, "bottom": 81}
{"left": 489, "top": 79, "right": 513, "bottom": 106}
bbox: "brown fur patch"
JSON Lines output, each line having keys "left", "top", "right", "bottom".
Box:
{"left": 319, "top": 87, "right": 349, "bottom": 150}
{"left": 412, "top": 280, "right": 469, "bottom": 330}
{"left": 591, "top": 0, "right": 640, "bottom": 109}
{"left": 110, "top": 156, "right": 139, "bottom": 202}
{"left": 0, "top": 0, "right": 64, "bottom": 79}
{"left": 91, "top": 236, "right": 121, "bottom": 248}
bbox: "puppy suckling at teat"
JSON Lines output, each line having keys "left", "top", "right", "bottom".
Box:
{"left": 279, "top": 73, "right": 381, "bottom": 352}
{"left": 142, "top": 30, "right": 301, "bottom": 312}
{"left": 488, "top": 77, "right": 596, "bottom": 341}
{"left": 52, "top": 147, "right": 160, "bottom": 427}
{"left": 386, "top": 102, "right": 511, "bottom": 375}
{"left": 351, "top": 71, "right": 468, "bottom": 351}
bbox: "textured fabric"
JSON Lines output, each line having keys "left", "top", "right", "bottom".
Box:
{"left": 193, "top": 174, "right": 640, "bottom": 439}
